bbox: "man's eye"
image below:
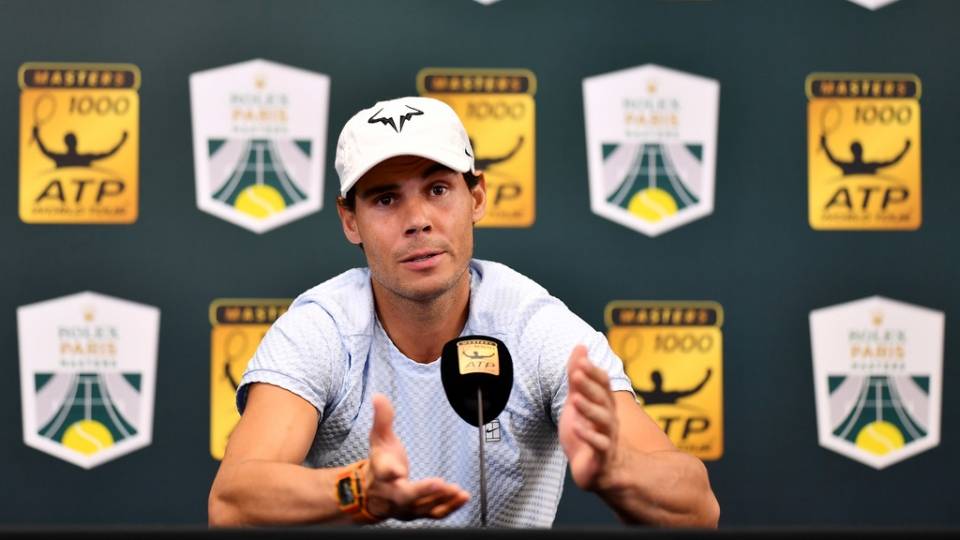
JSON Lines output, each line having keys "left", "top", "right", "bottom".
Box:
{"left": 431, "top": 185, "right": 448, "bottom": 196}
{"left": 375, "top": 195, "right": 394, "bottom": 206}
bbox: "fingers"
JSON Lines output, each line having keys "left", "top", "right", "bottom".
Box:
{"left": 570, "top": 361, "right": 612, "bottom": 408}
{"left": 578, "top": 354, "right": 611, "bottom": 389}
{"left": 571, "top": 394, "right": 615, "bottom": 435}
{"left": 409, "top": 481, "right": 470, "bottom": 514}
{"left": 573, "top": 420, "right": 613, "bottom": 453}
{"left": 406, "top": 477, "right": 468, "bottom": 502}
{"left": 426, "top": 492, "right": 471, "bottom": 519}
{"left": 370, "top": 393, "right": 396, "bottom": 444}
{"left": 566, "top": 345, "right": 618, "bottom": 455}
{"left": 406, "top": 477, "right": 445, "bottom": 500}
{"left": 568, "top": 345, "right": 611, "bottom": 389}
{"left": 566, "top": 344, "right": 588, "bottom": 369}
{"left": 394, "top": 478, "right": 470, "bottom": 521}
{"left": 370, "top": 447, "right": 406, "bottom": 483}
{"left": 369, "top": 394, "right": 405, "bottom": 482}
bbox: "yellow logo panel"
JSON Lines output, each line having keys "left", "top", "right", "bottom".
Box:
{"left": 19, "top": 63, "right": 140, "bottom": 223}
{"left": 457, "top": 339, "right": 500, "bottom": 376}
{"left": 807, "top": 73, "right": 921, "bottom": 230}
{"left": 418, "top": 68, "right": 536, "bottom": 227}
{"left": 605, "top": 301, "right": 724, "bottom": 460}
{"left": 209, "top": 299, "right": 290, "bottom": 460}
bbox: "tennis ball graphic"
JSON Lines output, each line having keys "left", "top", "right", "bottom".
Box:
{"left": 855, "top": 420, "right": 905, "bottom": 456}
{"left": 628, "top": 188, "right": 678, "bottom": 222}
{"left": 234, "top": 185, "right": 285, "bottom": 219}
{"left": 62, "top": 419, "right": 114, "bottom": 455}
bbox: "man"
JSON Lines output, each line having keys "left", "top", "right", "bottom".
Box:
{"left": 208, "top": 96, "right": 719, "bottom": 528}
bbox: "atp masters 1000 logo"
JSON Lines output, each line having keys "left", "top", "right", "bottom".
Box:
{"left": 19, "top": 63, "right": 140, "bottom": 224}
{"left": 810, "top": 296, "right": 943, "bottom": 469}
{"left": 17, "top": 292, "right": 159, "bottom": 468}
{"left": 807, "top": 73, "right": 921, "bottom": 230}
{"left": 210, "top": 298, "right": 290, "bottom": 460}
{"left": 606, "top": 301, "right": 724, "bottom": 460}
{"left": 584, "top": 64, "right": 719, "bottom": 237}
{"left": 190, "top": 59, "right": 329, "bottom": 234}
{"left": 419, "top": 69, "right": 536, "bottom": 227}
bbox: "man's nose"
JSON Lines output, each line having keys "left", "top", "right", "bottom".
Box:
{"left": 403, "top": 197, "right": 432, "bottom": 236}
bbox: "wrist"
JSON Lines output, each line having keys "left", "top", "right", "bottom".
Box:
{"left": 334, "top": 459, "right": 382, "bottom": 524}
{"left": 594, "top": 447, "right": 631, "bottom": 496}
{"left": 594, "top": 451, "right": 647, "bottom": 525}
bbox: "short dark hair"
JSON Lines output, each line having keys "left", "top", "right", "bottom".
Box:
{"left": 337, "top": 170, "right": 481, "bottom": 211}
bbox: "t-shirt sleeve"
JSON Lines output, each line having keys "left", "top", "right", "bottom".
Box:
{"left": 531, "top": 304, "right": 635, "bottom": 425}
{"left": 235, "top": 301, "right": 346, "bottom": 417}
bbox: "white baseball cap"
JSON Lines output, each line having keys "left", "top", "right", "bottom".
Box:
{"left": 334, "top": 96, "right": 477, "bottom": 197}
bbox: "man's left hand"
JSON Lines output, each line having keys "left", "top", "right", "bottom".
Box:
{"left": 558, "top": 344, "right": 621, "bottom": 492}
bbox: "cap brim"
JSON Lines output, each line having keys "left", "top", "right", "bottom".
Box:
{"left": 340, "top": 144, "right": 476, "bottom": 197}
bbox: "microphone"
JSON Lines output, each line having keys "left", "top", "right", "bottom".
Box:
{"left": 440, "top": 336, "right": 513, "bottom": 527}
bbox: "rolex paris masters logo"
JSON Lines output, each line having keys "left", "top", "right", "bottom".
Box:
{"left": 583, "top": 64, "right": 719, "bottom": 237}
{"left": 810, "top": 296, "right": 944, "bottom": 469}
{"left": 189, "top": 59, "right": 330, "bottom": 234}
{"left": 17, "top": 292, "right": 160, "bottom": 469}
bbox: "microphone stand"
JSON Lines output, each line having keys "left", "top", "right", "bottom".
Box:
{"left": 476, "top": 387, "right": 488, "bottom": 528}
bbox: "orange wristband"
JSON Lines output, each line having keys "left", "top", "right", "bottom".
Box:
{"left": 334, "top": 459, "right": 380, "bottom": 524}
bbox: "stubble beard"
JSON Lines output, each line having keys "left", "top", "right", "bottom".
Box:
{"left": 374, "top": 258, "right": 471, "bottom": 307}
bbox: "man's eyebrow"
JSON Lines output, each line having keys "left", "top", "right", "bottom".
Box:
{"left": 423, "top": 163, "right": 456, "bottom": 178}
{"left": 358, "top": 183, "right": 401, "bottom": 200}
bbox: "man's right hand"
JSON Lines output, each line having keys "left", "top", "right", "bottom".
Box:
{"left": 363, "top": 393, "right": 470, "bottom": 521}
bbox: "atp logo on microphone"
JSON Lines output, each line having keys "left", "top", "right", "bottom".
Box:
{"left": 807, "top": 73, "right": 921, "bottom": 230}
{"left": 418, "top": 68, "right": 536, "bottom": 228}
{"left": 18, "top": 63, "right": 140, "bottom": 224}
{"left": 457, "top": 338, "right": 501, "bottom": 376}
{"left": 605, "top": 301, "right": 724, "bottom": 460}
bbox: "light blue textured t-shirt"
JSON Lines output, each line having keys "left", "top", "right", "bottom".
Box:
{"left": 237, "top": 259, "right": 634, "bottom": 528}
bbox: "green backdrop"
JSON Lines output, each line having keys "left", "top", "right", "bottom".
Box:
{"left": 1, "top": 0, "right": 957, "bottom": 528}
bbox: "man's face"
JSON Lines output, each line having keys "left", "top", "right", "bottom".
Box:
{"left": 338, "top": 156, "right": 486, "bottom": 303}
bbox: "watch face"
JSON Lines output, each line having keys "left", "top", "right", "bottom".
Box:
{"left": 337, "top": 476, "right": 356, "bottom": 506}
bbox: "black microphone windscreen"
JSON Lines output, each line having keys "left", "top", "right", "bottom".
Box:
{"left": 440, "top": 335, "right": 513, "bottom": 427}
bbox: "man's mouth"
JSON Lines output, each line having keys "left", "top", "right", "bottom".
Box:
{"left": 400, "top": 250, "right": 443, "bottom": 263}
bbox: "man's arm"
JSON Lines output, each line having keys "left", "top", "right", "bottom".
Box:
{"left": 88, "top": 131, "right": 128, "bottom": 160}
{"left": 208, "top": 382, "right": 350, "bottom": 526}
{"left": 32, "top": 126, "right": 55, "bottom": 159}
{"left": 820, "top": 135, "right": 843, "bottom": 167}
{"left": 559, "top": 346, "right": 720, "bottom": 528}
{"left": 875, "top": 138, "right": 912, "bottom": 167}
{"left": 208, "top": 384, "right": 470, "bottom": 526}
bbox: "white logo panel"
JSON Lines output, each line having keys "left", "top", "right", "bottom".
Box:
{"left": 190, "top": 58, "right": 330, "bottom": 234}
{"left": 583, "top": 64, "right": 719, "bottom": 237}
{"left": 810, "top": 296, "right": 943, "bottom": 469}
{"left": 17, "top": 292, "right": 160, "bottom": 469}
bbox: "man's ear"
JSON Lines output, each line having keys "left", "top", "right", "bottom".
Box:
{"left": 471, "top": 173, "right": 487, "bottom": 224}
{"left": 337, "top": 198, "right": 363, "bottom": 245}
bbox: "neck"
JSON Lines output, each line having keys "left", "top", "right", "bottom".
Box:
{"left": 372, "top": 271, "right": 471, "bottom": 363}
